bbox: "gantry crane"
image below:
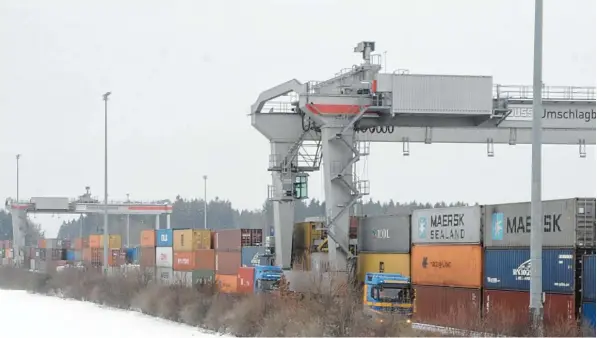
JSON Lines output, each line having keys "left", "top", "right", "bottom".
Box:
{"left": 251, "top": 41, "right": 596, "bottom": 278}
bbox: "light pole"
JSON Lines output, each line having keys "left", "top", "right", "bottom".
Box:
{"left": 126, "top": 193, "right": 130, "bottom": 248}
{"left": 203, "top": 175, "right": 207, "bottom": 229}
{"left": 102, "top": 91, "right": 111, "bottom": 274}
{"left": 16, "top": 154, "right": 21, "bottom": 202}
{"left": 530, "top": 0, "right": 544, "bottom": 333}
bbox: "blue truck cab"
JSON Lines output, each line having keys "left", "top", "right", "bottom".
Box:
{"left": 254, "top": 265, "right": 283, "bottom": 293}
{"left": 363, "top": 272, "right": 413, "bottom": 322}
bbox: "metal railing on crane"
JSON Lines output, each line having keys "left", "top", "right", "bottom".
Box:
{"left": 494, "top": 84, "right": 596, "bottom": 101}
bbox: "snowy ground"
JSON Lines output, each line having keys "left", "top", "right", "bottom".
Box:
{"left": 0, "top": 289, "right": 227, "bottom": 338}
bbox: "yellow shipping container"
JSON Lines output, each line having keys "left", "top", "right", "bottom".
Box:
{"left": 357, "top": 253, "right": 410, "bottom": 283}
{"left": 96, "top": 235, "right": 122, "bottom": 249}
{"left": 173, "top": 229, "right": 211, "bottom": 251}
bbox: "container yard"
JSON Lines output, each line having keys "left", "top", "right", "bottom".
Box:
{"left": 1, "top": 197, "right": 595, "bottom": 333}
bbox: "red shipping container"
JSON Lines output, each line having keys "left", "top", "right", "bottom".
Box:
{"left": 237, "top": 267, "right": 255, "bottom": 294}
{"left": 483, "top": 290, "right": 576, "bottom": 333}
{"left": 215, "top": 229, "right": 263, "bottom": 251}
{"left": 216, "top": 251, "right": 241, "bottom": 275}
{"left": 73, "top": 238, "right": 84, "bottom": 250}
{"left": 139, "top": 247, "right": 156, "bottom": 268}
{"left": 413, "top": 285, "right": 482, "bottom": 330}
{"left": 173, "top": 249, "right": 215, "bottom": 271}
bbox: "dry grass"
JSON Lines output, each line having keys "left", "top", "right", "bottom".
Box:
{"left": 0, "top": 265, "right": 594, "bottom": 337}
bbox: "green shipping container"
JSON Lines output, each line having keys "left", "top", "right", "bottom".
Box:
{"left": 192, "top": 269, "right": 215, "bottom": 285}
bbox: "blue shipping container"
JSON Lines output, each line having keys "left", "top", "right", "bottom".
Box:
{"left": 156, "top": 229, "right": 173, "bottom": 247}
{"left": 582, "top": 302, "right": 596, "bottom": 329}
{"left": 484, "top": 248, "right": 574, "bottom": 293}
{"left": 241, "top": 246, "right": 267, "bottom": 267}
{"left": 66, "top": 250, "right": 75, "bottom": 261}
{"left": 126, "top": 247, "right": 139, "bottom": 264}
{"left": 583, "top": 255, "right": 596, "bottom": 301}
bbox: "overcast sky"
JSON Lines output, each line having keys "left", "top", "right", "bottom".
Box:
{"left": 1, "top": 0, "right": 595, "bottom": 237}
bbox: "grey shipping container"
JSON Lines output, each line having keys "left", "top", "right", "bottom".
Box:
{"left": 412, "top": 206, "right": 482, "bottom": 244}
{"left": 484, "top": 198, "right": 596, "bottom": 248}
{"left": 379, "top": 73, "right": 493, "bottom": 116}
{"left": 357, "top": 215, "right": 410, "bottom": 253}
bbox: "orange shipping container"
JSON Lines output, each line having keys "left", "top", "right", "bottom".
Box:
{"left": 140, "top": 230, "right": 156, "bottom": 247}
{"left": 237, "top": 267, "right": 255, "bottom": 294}
{"left": 216, "top": 274, "right": 238, "bottom": 293}
{"left": 38, "top": 239, "right": 46, "bottom": 249}
{"left": 89, "top": 235, "right": 101, "bottom": 249}
{"left": 89, "top": 234, "right": 121, "bottom": 249}
{"left": 411, "top": 244, "right": 482, "bottom": 288}
{"left": 173, "top": 249, "right": 215, "bottom": 271}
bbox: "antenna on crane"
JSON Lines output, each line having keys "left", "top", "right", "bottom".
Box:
{"left": 354, "top": 41, "right": 376, "bottom": 64}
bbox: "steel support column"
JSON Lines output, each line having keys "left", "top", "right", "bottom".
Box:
{"left": 270, "top": 142, "right": 296, "bottom": 269}
{"left": 166, "top": 214, "right": 171, "bottom": 229}
{"left": 155, "top": 214, "right": 160, "bottom": 230}
{"left": 321, "top": 126, "right": 357, "bottom": 271}
{"left": 10, "top": 208, "right": 27, "bottom": 266}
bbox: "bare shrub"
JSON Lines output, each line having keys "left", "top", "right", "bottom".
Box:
{"left": 0, "top": 266, "right": 592, "bottom": 337}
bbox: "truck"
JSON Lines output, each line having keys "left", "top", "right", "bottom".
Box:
{"left": 363, "top": 272, "right": 413, "bottom": 323}
{"left": 238, "top": 264, "right": 284, "bottom": 294}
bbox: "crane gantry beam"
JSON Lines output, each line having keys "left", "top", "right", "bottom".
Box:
{"left": 250, "top": 41, "right": 596, "bottom": 280}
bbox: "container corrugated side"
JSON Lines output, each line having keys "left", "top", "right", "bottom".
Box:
{"left": 156, "top": 229, "right": 173, "bottom": 247}
{"left": 156, "top": 267, "right": 173, "bottom": 285}
{"left": 483, "top": 289, "right": 576, "bottom": 332}
{"left": 390, "top": 74, "right": 493, "bottom": 115}
{"left": 237, "top": 267, "right": 255, "bottom": 294}
{"left": 411, "top": 244, "right": 482, "bottom": 288}
{"left": 412, "top": 206, "right": 482, "bottom": 244}
{"left": 215, "top": 229, "right": 242, "bottom": 251}
{"left": 241, "top": 246, "right": 266, "bottom": 268}
{"left": 484, "top": 198, "right": 596, "bottom": 248}
{"left": 582, "top": 302, "right": 596, "bottom": 329}
{"left": 172, "top": 271, "right": 193, "bottom": 287}
{"left": 357, "top": 215, "right": 410, "bottom": 253}
{"left": 215, "top": 274, "right": 238, "bottom": 293}
{"left": 140, "top": 230, "right": 156, "bottom": 247}
{"left": 357, "top": 253, "right": 410, "bottom": 283}
{"left": 193, "top": 269, "right": 215, "bottom": 285}
{"left": 413, "top": 285, "right": 481, "bottom": 330}
{"left": 215, "top": 251, "right": 241, "bottom": 275}
{"left": 583, "top": 255, "right": 596, "bottom": 301}
{"left": 155, "top": 247, "right": 173, "bottom": 267}
{"left": 484, "top": 248, "right": 575, "bottom": 293}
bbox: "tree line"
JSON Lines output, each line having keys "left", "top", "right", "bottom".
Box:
{"left": 0, "top": 197, "right": 472, "bottom": 246}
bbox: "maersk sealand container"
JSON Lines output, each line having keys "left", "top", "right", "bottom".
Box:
{"left": 484, "top": 248, "right": 575, "bottom": 293}
{"left": 583, "top": 255, "right": 596, "bottom": 301}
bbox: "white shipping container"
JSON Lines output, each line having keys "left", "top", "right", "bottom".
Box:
{"left": 385, "top": 74, "right": 493, "bottom": 116}
{"left": 412, "top": 206, "right": 482, "bottom": 244}
{"left": 172, "top": 271, "right": 193, "bottom": 287}
{"left": 156, "top": 267, "right": 173, "bottom": 285}
{"left": 30, "top": 197, "right": 70, "bottom": 210}
{"left": 155, "top": 247, "right": 173, "bottom": 267}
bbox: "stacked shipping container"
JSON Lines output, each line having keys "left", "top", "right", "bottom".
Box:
{"left": 139, "top": 230, "right": 156, "bottom": 276}
{"left": 155, "top": 229, "right": 174, "bottom": 284}
{"left": 410, "top": 206, "right": 483, "bottom": 329}
{"left": 85, "top": 234, "right": 124, "bottom": 267}
{"left": 172, "top": 229, "right": 215, "bottom": 287}
{"left": 483, "top": 198, "right": 596, "bottom": 329}
{"left": 357, "top": 215, "right": 410, "bottom": 283}
{"left": 582, "top": 254, "right": 596, "bottom": 328}
{"left": 214, "top": 229, "right": 263, "bottom": 293}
